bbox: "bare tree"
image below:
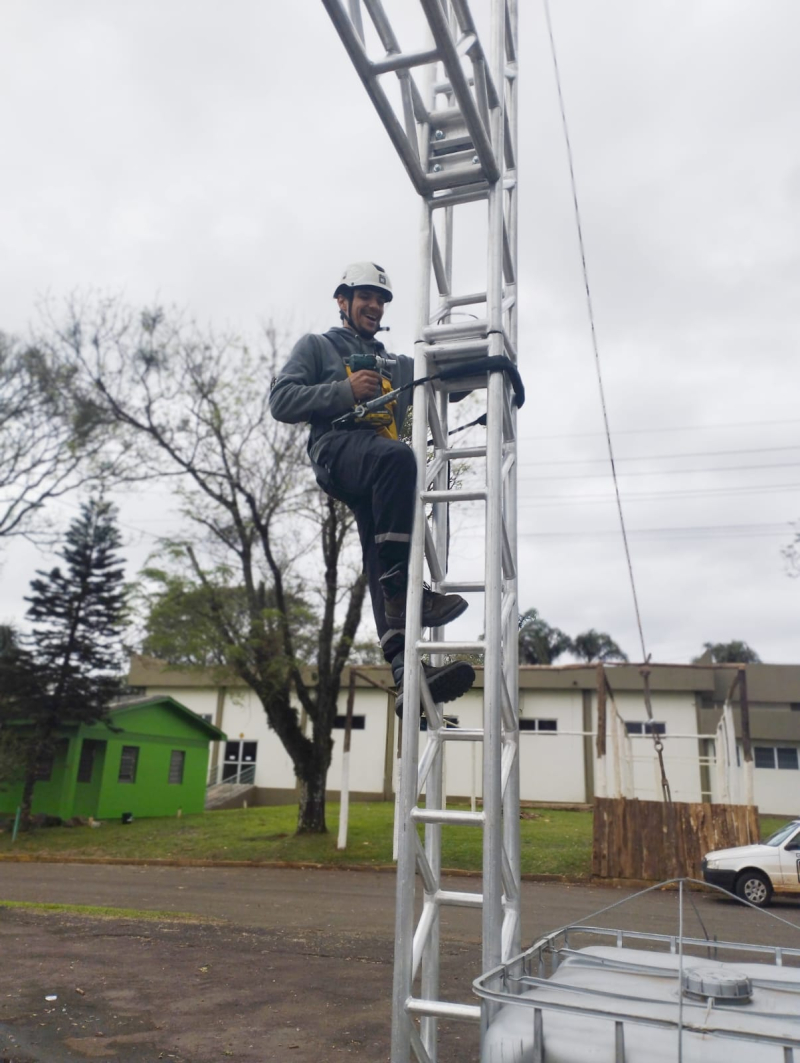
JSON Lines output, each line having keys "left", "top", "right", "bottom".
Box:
{"left": 0, "top": 331, "right": 116, "bottom": 543}
{"left": 42, "top": 298, "right": 367, "bottom": 833}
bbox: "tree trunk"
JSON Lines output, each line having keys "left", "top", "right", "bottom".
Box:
{"left": 296, "top": 762, "right": 328, "bottom": 834}
{"left": 19, "top": 762, "right": 38, "bottom": 832}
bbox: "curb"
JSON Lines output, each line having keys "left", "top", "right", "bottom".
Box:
{"left": 0, "top": 852, "right": 591, "bottom": 883}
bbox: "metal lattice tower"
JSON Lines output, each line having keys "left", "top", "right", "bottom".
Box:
{"left": 320, "top": 2, "right": 520, "bottom": 1060}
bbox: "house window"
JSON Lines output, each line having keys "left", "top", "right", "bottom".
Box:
{"left": 168, "top": 750, "right": 186, "bottom": 784}
{"left": 333, "top": 715, "right": 365, "bottom": 730}
{"left": 519, "top": 718, "right": 558, "bottom": 732}
{"left": 755, "top": 745, "right": 799, "bottom": 770}
{"left": 200, "top": 714, "right": 213, "bottom": 724}
{"left": 625, "top": 721, "right": 666, "bottom": 736}
{"left": 777, "top": 747, "right": 799, "bottom": 770}
{"left": 34, "top": 751, "right": 54, "bottom": 782}
{"left": 77, "top": 742, "right": 95, "bottom": 783}
{"left": 118, "top": 746, "right": 139, "bottom": 783}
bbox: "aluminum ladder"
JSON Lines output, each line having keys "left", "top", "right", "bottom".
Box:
{"left": 320, "top": 3, "right": 521, "bottom": 1060}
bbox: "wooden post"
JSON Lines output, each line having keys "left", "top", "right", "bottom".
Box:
{"left": 595, "top": 663, "right": 607, "bottom": 758}
{"left": 738, "top": 666, "right": 755, "bottom": 814}
{"left": 595, "top": 664, "right": 607, "bottom": 798}
{"left": 336, "top": 668, "right": 357, "bottom": 850}
{"left": 582, "top": 689, "right": 595, "bottom": 802}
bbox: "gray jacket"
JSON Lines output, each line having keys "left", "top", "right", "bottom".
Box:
{"left": 269, "top": 328, "right": 414, "bottom": 466}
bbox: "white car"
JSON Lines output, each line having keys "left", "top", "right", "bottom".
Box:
{"left": 702, "top": 818, "right": 800, "bottom": 907}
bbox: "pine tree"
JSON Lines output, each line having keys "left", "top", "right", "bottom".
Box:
{"left": 17, "top": 497, "right": 127, "bottom": 827}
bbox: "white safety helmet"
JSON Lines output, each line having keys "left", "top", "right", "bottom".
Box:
{"left": 333, "top": 261, "right": 393, "bottom": 302}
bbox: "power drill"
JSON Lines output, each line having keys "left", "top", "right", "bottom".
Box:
{"left": 349, "top": 352, "right": 394, "bottom": 374}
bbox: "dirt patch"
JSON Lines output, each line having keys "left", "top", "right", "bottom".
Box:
{"left": 0, "top": 908, "right": 480, "bottom": 1063}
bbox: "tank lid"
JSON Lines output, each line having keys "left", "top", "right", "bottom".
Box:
{"left": 682, "top": 965, "right": 753, "bottom": 1003}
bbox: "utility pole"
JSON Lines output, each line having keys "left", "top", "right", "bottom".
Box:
{"left": 321, "top": 4, "right": 521, "bottom": 1060}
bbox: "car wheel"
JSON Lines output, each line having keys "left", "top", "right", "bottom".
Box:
{"left": 735, "top": 870, "right": 772, "bottom": 908}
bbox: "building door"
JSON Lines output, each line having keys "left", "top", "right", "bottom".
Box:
{"left": 73, "top": 739, "right": 107, "bottom": 817}
{"left": 222, "top": 740, "right": 257, "bottom": 784}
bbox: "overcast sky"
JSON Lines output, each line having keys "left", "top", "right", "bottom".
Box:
{"left": 2, "top": 0, "right": 799, "bottom": 665}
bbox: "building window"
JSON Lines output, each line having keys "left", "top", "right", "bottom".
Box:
{"left": 34, "top": 751, "right": 54, "bottom": 782}
{"left": 334, "top": 715, "right": 365, "bottom": 730}
{"left": 200, "top": 713, "right": 213, "bottom": 724}
{"left": 223, "top": 740, "right": 257, "bottom": 783}
{"left": 118, "top": 746, "right": 139, "bottom": 783}
{"left": 519, "top": 718, "right": 558, "bottom": 732}
{"left": 625, "top": 721, "right": 666, "bottom": 736}
{"left": 168, "top": 750, "right": 186, "bottom": 784}
{"left": 420, "top": 716, "right": 460, "bottom": 731}
{"left": 754, "top": 745, "right": 799, "bottom": 770}
{"left": 77, "top": 742, "right": 95, "bottom": 783}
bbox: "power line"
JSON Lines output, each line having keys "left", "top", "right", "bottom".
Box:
{"left": 516, "top": 482, "right": 800, "bottom": 508}
{"left": 523, "top": 417, "right": 800, "bottom": 441}
{"left": 517, "top": 444, "right": 800, "bottom": 467}
{"left": 520, "top": 522, "right": 793, "bottom": 541}
{"left": 517, "top": 461, "right": 800, "bottom": 481}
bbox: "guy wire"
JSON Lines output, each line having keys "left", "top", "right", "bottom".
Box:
{"left": 543, "top": 0, "right": 648, "bottom": 663}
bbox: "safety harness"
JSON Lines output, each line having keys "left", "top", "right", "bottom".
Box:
{"left": 324, "top": 330, "right": 399, "bottom": 439}
{"left": 332, "top": 354, "right": 526, "bottom": 433}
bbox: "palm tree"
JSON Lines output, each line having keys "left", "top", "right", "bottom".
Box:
{"left": 694, "top": 641, "right": 761, "bottom": 664}
{"left": 571, "top": 629, "right": 628, "bottom": 663}
{"left": 518, "top": 609, "right": 572, "bottom": 665}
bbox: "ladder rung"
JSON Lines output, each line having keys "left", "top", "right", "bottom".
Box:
{"left": 406, "top": 999, "right": 482, "bottom": 1022}
{"left": 441, "top": 446, "right": 487, "bottom": 460}
{"left": 423, "top": 319, "right": 488, "bottom": 342}
{"left": 411, "top": 808, "right": 484, "bottom": 827}
{"left": 422, "top": 489, "right": 486, "bottom": 503}
{"left": 419, "top": 640, "right": 484, "bottom": 655}
{"left": 437, "top": 580, "right": 485, "bottom": 592}
{"left": 371, "top": 46, "right": 439, "bottom": 75}
{"left": 436, "top": 290, "right": 487, "bottom": 310}
{"left": 428, "top": 183, "right": 490, "bottom": 208}
{"left": 422, "top": 341, "right": 490, "bottom": 361}
{"left": 426, "top": 164, "right": 492, "bottom": 193}
{"left": 440, "top": 728, "right": 484, "bottom": 742}
{"left": 436, "top": 889, "right": 484, "bottom": 908}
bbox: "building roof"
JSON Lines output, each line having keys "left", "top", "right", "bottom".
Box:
{"left": 109, "top": 694, "right": 226, "bottom": 741}
{"left": 128, "top": 654, "right": 800, "bottom": 704}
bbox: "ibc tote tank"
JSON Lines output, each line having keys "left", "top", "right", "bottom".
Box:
{"left": 476, "top": 912, "right": 800, "bottom": 1062}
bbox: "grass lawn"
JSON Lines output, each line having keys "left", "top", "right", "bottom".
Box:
{"left": 0, "top": 803, "right": 592, "bottom": 877}
{"left": 0, "top": 806, "right": 790, "bottom": 880}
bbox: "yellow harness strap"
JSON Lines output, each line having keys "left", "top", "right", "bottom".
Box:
{"left": 345, "top": 366, "right": 398, "bottom": 440}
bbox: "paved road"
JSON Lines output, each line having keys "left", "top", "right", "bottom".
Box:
{"left": 2, "top": 861, "right": 799, "bottom": 945}
{"left": 1, "top": 864, "right": 798, "bottom": 1063}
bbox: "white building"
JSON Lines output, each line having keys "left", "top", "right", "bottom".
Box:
{"left": 127, "top": 657, "right": 800, "bottom": 816}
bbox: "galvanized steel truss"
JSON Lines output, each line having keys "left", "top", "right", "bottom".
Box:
{"left": 320, "top": 2, "right": 521, "bottom": 1060}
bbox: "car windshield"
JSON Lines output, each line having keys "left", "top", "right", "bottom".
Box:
{"left": 764, "top": 822, "right": 800, "bottom": 847}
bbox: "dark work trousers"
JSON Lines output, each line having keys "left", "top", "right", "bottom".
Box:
{"left": 319, "top": 429, "right": 417, "bottom": 668}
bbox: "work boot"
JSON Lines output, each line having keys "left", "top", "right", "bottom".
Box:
{"left": 394, "top": 660, "right": 476, "bottom": 719}
{"left": 384, "top": 586, "right": 469, "bottom": 629}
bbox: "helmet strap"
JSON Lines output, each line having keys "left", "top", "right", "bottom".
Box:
{"left": 338, "top": 291, "right": 391, "bottom": 337}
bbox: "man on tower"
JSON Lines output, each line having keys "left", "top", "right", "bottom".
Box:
{"left": 269, "top": 261, "right": 475, "bottom": 715}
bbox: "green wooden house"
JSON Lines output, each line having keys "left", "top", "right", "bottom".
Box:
{"left": 0, "top": 696, "right": 226, "bottom": 820}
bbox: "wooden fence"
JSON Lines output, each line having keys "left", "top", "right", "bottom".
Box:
{"left": 592, "top": 796, "right": 760, "bottom": 881}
